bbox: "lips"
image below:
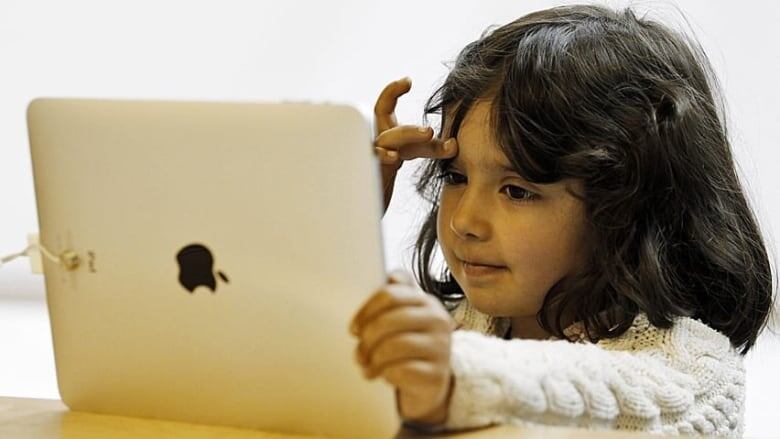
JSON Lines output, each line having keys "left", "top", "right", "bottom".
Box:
{"left": 461, "top": 260, "right": 506, "bottom": 277}
{"left": 463, "top": 260, "right": 503, "bottom": 268}
{"left": 455, "top": 253, "right": 505, "bottom": 268}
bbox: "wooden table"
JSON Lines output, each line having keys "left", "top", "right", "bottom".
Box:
{"left": 0, "top": 396, "right": 668, "bottom": 438}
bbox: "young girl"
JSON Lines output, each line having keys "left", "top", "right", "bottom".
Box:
{"left": 349, "top": 4, "right": 775, "bottom": 437}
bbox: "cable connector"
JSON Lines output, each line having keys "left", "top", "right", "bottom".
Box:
{"left": 26, "top": 233, "right": 43, "bottom": 273}
{"left": 0, "top": 233, "right": 80, "bottom": 272}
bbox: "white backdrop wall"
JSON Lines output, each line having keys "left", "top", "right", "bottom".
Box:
{"left": 1, "top": 0, "right": 777, "bottom": 284}
{"left": 1, "top": 0, "right": 778, "bottom": 437}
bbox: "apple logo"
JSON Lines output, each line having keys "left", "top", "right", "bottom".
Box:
{"left": 176, "top": 243, "right": 229, "bottom": 293}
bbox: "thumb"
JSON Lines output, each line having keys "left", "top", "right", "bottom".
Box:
{"left": 387, "top": 269, "right": 414, "bottom": 286}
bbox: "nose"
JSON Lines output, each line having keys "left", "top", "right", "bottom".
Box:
{"left": 449, "top": 188, "right": 491, "bottom": 241}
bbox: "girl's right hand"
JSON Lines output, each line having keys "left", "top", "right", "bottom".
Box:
{"left": 373, "top": 77, "right": 459, "bottom": 214}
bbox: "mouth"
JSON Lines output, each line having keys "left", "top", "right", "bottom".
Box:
{"left": 461, "top": 260, "right": 503, "bottom": 268}
{"left": 455, "top": 253, "right": 504, "bottom": 268}
{"left": 458, "top": 258, "right": 507, "bottom": 277}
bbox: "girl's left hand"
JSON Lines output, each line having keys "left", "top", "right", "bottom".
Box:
{"left": 349, "top": 270, "right": 457, "bottom": 425}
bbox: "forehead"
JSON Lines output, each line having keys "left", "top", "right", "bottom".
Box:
{"left": 445, "top": 99, "right": 514, "bottom": 173}
{"left": 442, "top": 99, "right": 584, "bottom": 196}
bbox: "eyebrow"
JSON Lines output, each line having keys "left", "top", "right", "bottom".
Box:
{"left": 450, "top": 157, "right": 518, "bottom": 174}
{"left": 449, "top": 158, "right": 543, "bottom": 190}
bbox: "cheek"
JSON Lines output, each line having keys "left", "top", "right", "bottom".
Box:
{"left": 436, "top": 205, "right": 451, "bottom": 253}
{"left": 436, "top": 195, "right": 453, "bottom": 244}
{"left": 436, "top": 201, "right": 460, "bottom": 268}
{"left": 503, "top": 216, "right": 585, "bottom": 279}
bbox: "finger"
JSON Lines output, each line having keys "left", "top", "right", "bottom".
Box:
{"left": 350, "top": 270, "right": 419, "bottom": 336}
{"left": 377, "top": 360, "right": 439, "bottom": 390}
{"left": 374, "top": 77, "right": 412, "bottom": 135}
{"left": 364, "top": 333, "right": 448, "bottom": 379}
{"left": 374, "top": 124, "right": 434, "bottom": 147}
{"left": 375, "top": 139, "right": 457, "bottom": 163}
{"left": 387, "top": 269, "right": 414, "bottom": 285}
{"left": 374, "top": 126, "right": 457, "bottom": 157}
{"left": 374, "top": 147, "right": 401, "bottom": 166}
{"left": 358, "top": 306, "right": 444, "bottom": 362}
{"left": 350, "top": 284, "right": 427, "bottom": 336}
{"left": 354, "top": 345, "right": 368, "bottom": 367}
{"left": 376, "top": 136, "right": 458, "bottom": 162}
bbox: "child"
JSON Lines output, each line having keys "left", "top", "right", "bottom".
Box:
{"left": 349, "top": 3, "right": 776, "bottom": 437}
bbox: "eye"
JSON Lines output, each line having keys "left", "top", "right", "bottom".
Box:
{"left": 502, "top": 185, "right": 537, "bottom": 203}
{"left": 436, "top": 171, "right": 538, "bottom": 203}
{"left": 436, "top": 171, "right": 466, "bottom": 186}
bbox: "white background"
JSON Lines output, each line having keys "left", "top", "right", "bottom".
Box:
{"left": 1, "top": 0, "right": 778, "bottom": 437}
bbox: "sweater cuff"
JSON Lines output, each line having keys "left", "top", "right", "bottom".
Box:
{"left": 442, "top": 330, "right": 508, "bottom": 430}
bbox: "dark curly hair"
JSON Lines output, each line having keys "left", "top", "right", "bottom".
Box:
{"left": 411, "top": 4, "right": 776, "bottom": 354}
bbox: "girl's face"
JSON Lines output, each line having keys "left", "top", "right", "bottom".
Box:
{"left": 436, "top": 100, "right": 591, "bottom": 321}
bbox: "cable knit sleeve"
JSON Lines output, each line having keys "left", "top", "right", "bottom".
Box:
{"left": 440, "top": 314, "right": 745, "bottom": 437}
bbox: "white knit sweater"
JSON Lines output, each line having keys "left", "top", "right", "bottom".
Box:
{"left": 422, "top": 299, "right": 745, "bottom": 437}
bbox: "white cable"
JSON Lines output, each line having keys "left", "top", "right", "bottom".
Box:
{"left": 0, "top": 246, "right": 31, "bottom": 266}
{"left": 1, "top": 244, "right": 72, "bottom": 268}
{"left": 36, "top": 244, "right": 61, "bottom": 264}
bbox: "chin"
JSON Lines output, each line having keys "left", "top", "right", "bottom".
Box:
{"left": 460, "top": 290, "right": 510, "bottom": 317}
{"left": 460, "top": 282, "right": 544, "bottom": 318}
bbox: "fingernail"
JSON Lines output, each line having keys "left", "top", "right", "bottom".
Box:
{"left": 443, "top": 139, "right": 455, "bottom": 152}
{"left": 418, "top": 126, "right": 429, "bottom": 133}
{"left": 354, "top": 349, "right": 364, "bottom": 365}
{"left": 387, "top": 150, "right": 398, "bottom": 159}
{"left": 387, "top": 270, "right": 403, "bottom": 283}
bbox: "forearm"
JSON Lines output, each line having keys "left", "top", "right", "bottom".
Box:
{"left": 440, "top": 329, "right": 708, "bottom": 432}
